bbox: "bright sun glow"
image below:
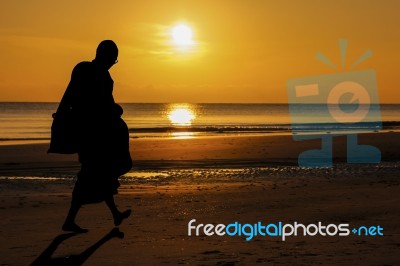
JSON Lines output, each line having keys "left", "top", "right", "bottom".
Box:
{"left": 168, "top": 105, "right": 196, "bottom": 126}
{"left": 171, "top": 24, "right": 194, "bottom": 46}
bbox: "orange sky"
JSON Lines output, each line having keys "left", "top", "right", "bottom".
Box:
{"left": 1, "top": 0, "right": 399, "bottom": 103}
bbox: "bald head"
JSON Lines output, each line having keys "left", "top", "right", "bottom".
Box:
{"left": 95, "top": 40, "right": 118, "bottom": 69}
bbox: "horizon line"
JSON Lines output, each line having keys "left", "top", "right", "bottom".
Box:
{"left": 0, "top": 101, "right": 399, "bottom": 104}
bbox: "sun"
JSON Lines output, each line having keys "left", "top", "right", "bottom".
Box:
{"left": 168, "top": 105, "right": 196, "bottom": 126}
{"left": 171, "top": 24, "right": 194, "bottom": 46}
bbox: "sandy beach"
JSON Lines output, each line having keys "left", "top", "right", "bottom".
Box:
{"left": 0, "top": 132, "right": 400, "bottom": 265}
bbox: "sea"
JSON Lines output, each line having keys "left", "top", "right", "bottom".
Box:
{"left": 0, "top": 102, "right": 399, "bottom": 142}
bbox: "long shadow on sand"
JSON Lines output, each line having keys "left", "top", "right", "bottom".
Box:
{"left": 31, "top": 228, "right": 124, "bottom": 266}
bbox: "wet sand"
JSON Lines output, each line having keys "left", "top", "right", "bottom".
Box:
{"left": 0, "top": 132, "right": 399, "bottom": 265}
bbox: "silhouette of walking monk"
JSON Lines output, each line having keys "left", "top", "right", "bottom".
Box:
{"left": 49, "top": 40, "right": 132, "bottom": 233}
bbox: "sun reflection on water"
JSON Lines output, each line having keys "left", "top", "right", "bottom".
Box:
{"left": 170, "top": 132, "right": 195, "bottom": 139}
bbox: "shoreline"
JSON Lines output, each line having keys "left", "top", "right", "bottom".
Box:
{"left": 0, "top": 131, "right": 399, "bottom": 175}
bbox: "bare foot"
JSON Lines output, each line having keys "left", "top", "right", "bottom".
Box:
{"left": 114, "top": 209, "right": 131, "bottom": 226}
{"left": 62, "top": 222, "right": 89, "bottom": 233}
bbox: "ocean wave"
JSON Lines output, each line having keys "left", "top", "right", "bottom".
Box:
{"left": 1, "top": 121, "right": 399, "bottom": 141}
{"left": 128, "top": 121, "right": 400, "bottom": 134}
{"left": 129, "top": 125, "right": 292, "bottom": 134}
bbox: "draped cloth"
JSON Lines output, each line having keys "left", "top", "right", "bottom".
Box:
{"left": 49, "top": 61, "right": 132, "bottom": 205}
